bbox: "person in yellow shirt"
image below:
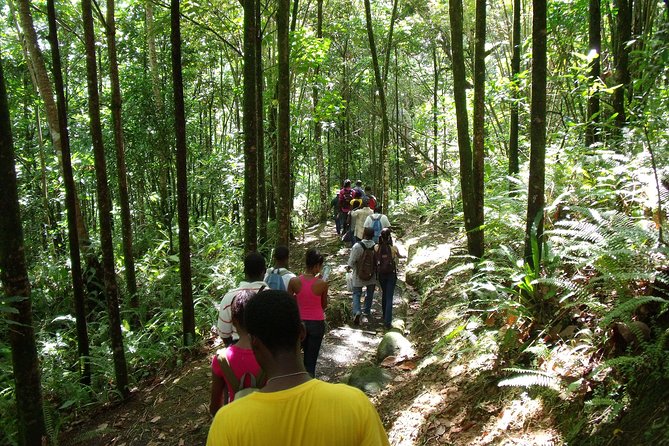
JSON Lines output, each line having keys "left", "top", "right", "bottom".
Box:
{"left": 206, "top": 290, "right": 390, "bottom": 446}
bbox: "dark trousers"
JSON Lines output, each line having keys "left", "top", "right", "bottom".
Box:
{"left": 378, "top": 273, "right": 397, "bottom": 327}
{"left": 302, "top": 320, "right": 325, "bottom": 377}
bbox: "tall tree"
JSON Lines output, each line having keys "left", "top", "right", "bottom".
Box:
{"left": 585, "top": 0, "right": 601, "bottom": 146}
{"left": 314, "top": 0, "right": 328, "bottom": 222}
{"left": 277, "top": 0, "right": 291, "bottom": 245}
{"left": 256, "top": 0, "right": 267, "bottom": 245}
{"left": 449, "top": 0, "right": 478, "bottom": 258}
{"left": 243, "top": 0, "right": 258, "bottom": 253}
{"left": 82, "top": 0, "right": 129, "bottom": 396}
{"left": 171, "top": 0, "right": 196, "bottom": 345}
{"left": 0, "top": 52, "right": 46, "bottom": 446}
{"left": 46, "top": 0, "right": 90, "bottom": 385}
{"left": 508, "top": 0, "right": 521, "bottom": 182}
{"left": 432, "top": 44, "right": 439, "bottom": 180}
{"left": 107, "top": 0, "right": 138, "bottom": 310}
{"left": 471, "top": 0, "right": 487, "bottom": 258}
{"left": 524, "top": 0, "right": 547, "bottom": 266}
{"left": 363, "top": 0, "right": 390, "bottom": 211}
{"left": 612, "top": 0, "right": 632, "bottom": 130}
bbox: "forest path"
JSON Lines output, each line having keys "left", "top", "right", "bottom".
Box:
{"left": 60, "top": 220, "right": 415, "bottom": 445}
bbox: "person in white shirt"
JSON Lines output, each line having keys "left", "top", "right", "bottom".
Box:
{"left": 217, "top": 252, "right": 268, "bottom": 345}
{"left": 363, "top": 205, "right": 391, "bottom": 243}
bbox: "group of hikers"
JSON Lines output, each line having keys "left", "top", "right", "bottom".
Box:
{"left": 206, "top": 178, "right": 401, "bottom": 444}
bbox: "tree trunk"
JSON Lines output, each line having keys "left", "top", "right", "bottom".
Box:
{"left": 472, "top": 0, "right": 486, "bottom": 259}
{"left": 82, "top": 0, "right": 129, "bottom": 397}
{"left": 256, "top": 0, "right": 267, "bottom": 246}
{"left": 508, "top": 0, "right": 521, "bottom": 182}
{"left": 449, "top": 0, "right": 478, "bottom": 257}
{"left": 243, "top": 0, "right": 258, "bottom": 253}
{"left": 170, "top": 0, "right": 196, "bottom": 346}
{"left": 277, "top": 0, "right": 291, "bottom": 245}
{"left": 613, "top": 0, "right": 632, "bottom": 130}
{"left": 314, "top": 0, "right": 328, "bottom": 222}
{"left": 46, "top": 0, "right": 91, "bottom": 386}
{"left": 0, "top": 52, "right": 47, "bottom": 446}
{"left": 107, "top": 0, "right": 138, "bottom": 311}
{"left": 432, "top": 44, "right": 439, "bottom": 179}
{"left": 585, "top": 0, "right": 601, "bottom": 146}
{"left": 524, "top": 0, "right": 547, "bottom": 267}
{"left": 363, "top": 0, "right": 390, "bottom": 211}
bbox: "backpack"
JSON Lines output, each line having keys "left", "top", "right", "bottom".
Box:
{"left": 265, "top": 268, "right": 286, "bottom": 291}
{"left": 356, "top": 242, "right": 376, "bottom": 281}
{"left": 340, "top": 188, "right": 354, "bottom": 210}
{"left": 216, "top": 350, "right": 266, "bottom": 400}
{"left": 371, "top": 215, "right": 383, "bottom": 243}
{"left": 376, "top": 242, "right": 396, "bottom": 275}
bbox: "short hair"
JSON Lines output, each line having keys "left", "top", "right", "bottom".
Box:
{"left": 344, "top": 179, "right": 351, "bottom": 187}
{"left": 273, "top": 245, "right": 290, "bottom": 262}
{"left": 363, "top": 227, "right": 375, "bottom": 239}
{"left": 244, "top": 251, "right": 266, "bottom": 279}
{"left": 305, "top": 248, "right": 324, "bottom": 268}
{"left": 362, "top": 197, "right": 370, "bottom": 207}
{"left": 364, "top": 186, "right": 372, "bottom": 193}
{"left": 244, "top": 290, "right": 302, "bottom": 353}
{"left": 231, "top": 289, "right": 256, "bottom": 330}
{"left": 375, "top": 205, "right": 383, "bottom": 214}
{"left": 355, "top": 180, "right": 362, "bottom": 186}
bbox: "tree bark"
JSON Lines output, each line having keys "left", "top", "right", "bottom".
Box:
{"left": 256, "top": 0, "right": 267, "bottom": 246}
{"left": 363, "top": 0, "right": 390, "bottom": 211}
{"left": 449, "top": 0, "right": 478, "bottom": 257}
{"left": 0, "top": 52, "right": 47, "bottom": 446}
{"left": 432, "top": 44, "right": 439, "bottom": 179}
{"left": 585, "top": 0, "right": 601, "bottom": 147}
{"left": 508, "top": 0, "right": 521, "bottom": 181}
{"left": 613, "top": 0, "right": 632, "bottom": 131}
{"left": 314, "top": 0, "right": 328, "bottom": 222}
{"left": 243, "top": 0, "right": 258, "bottom": 253}
{"left": 46, "top": 0, "right": 90, "bottom": 386}
{"left": 277, "top": 0, "right": 291, "bottom": 245}
{"left": 170, "top": 0, "right": 196, "bottom": 346}
{"left": 524, "top": 0, "right": 547, "bottom": 267}
{"left": 82, "top": 0, "right": 129, "bottom": 396}
{"left": 472, "top": 0, "right": 486, "bottom": 259}
{"left": 107, "top": 0, "right": 138, "bottom": 311}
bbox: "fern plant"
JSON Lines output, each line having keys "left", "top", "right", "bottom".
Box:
{"left": 498, "top": 367, "right": 562, "bottom": 391}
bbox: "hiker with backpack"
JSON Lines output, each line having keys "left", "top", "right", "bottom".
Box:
{"left": 217, "top": 252, "right": 268, "bottom": 346}
{"left": 364, "top": 186, "right": 377, "bottom": 211}
{"left": 375, "top": 228, "right": 402, "bottom": 329}
{"left": 206, "top": 290, "right": 390, "bottom": 446}
{"left": 364, "top": 204, "right": 391, "bottom": 243}
{"left": 331, "top": 192, "right": 342, "bottom": 235}
{"left": 263, "top": 246, "right": 296, "bottom": 291}
{"left": 209, "top": 289, "right": 266, "bottom": 416}
{"left": 338, "top": 179, "right": 354, "bottom": 237}
{"left": 287, "top": 248, "right": 328, "bottom": 377}
{"left": 347, "top": 227, "right": 377, "bottom": 325}
{"left": 350, "top": 197, "right": 373, "bottom": 244}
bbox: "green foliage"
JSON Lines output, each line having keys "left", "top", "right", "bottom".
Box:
{"left": 498, "top": 367, "right": 562, "bottom": 391}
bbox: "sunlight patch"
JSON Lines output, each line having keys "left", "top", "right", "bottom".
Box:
{"left": 387, "top": 389, "right": 446, "bottom": 446}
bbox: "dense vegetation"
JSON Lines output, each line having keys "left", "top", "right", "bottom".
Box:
{"left": 1, "top": 0, "right": 668, "bottom": 444}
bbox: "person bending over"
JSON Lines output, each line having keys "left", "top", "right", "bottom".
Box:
{"left": 206, "top": 290, "right": 390, "bottom": 446}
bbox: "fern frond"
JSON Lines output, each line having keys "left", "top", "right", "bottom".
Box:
{"left": 600, "top": 296, "right": 668, "bottom": 326}
{"left": 498, "top": 368, "right": 561, "bottom": 390}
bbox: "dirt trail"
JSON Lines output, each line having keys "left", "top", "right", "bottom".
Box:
{"left": 60, "top": 222, "right": 411, "bottom": 445}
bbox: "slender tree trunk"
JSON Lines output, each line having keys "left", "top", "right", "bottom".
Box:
{"left": 508, "top": 0, "right": 521, "bottom": 182}
{"left": 46, "top": 0, "right": 90, "bottom": 385}
{"left": 450, "top": 0, "right": 478, "bottom": 257}
{"left": 314, "top": 0, "right": 328, "bottom": 222}
{"left": 82, "top": 0, "right": 129, "bottom": 397}
{"left": 432, "top": 44, "right": 439, "bottom": 179}
{"left": 243, "top": 0, "right": 258, "bottom": 253}
{"left": 613, "top": 0, "right": 632, "bottom": 131}
{"left": 277, "top": 0, "right": 291, "bottom": 245}
{"left": 382, "top": 0, "right": 399, "bottom": 85}
{"left": 363, "top": 0, "right": 390, "bottom": 211}
{"left": 524, "top": 0, "right": 547, "bottom": 267}
{"left": 472, "top": 0, "right": 486, "bottom": 258}
{"left": 107, "top": 0, "right": 138, "bottom": 312}
{"left": 0, "top": 52, "right": 47, "bottom": 446}
{"left": 170, "top": 0, "right": 196, "bottom": 346}
{"left": 256, "top": 0, "right": 267, "bottom": 246}
{"left": 585, "top": 0, "right": 601, "bottom": 146}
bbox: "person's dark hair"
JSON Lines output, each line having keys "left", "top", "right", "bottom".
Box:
{"left": 379, "top": 227, "right": 393, "bottom": 246}
{"left": 305, "top": 248, "right": 324, "bottom": 268}
{"left": 355, "top": 180, "right": 362, "bottom": 187}
{"left": 231, "top": 289, "right": 257, "bottom": 330}
{"left": 273, "top": 246, "right": 290, "bottom": 262}
{"left": 245, "top": 290, "right": 302, "bottom": 353}
{"left": 362, "top": 197, "right": 370, "bottom": 207}
{"left": 344, "top": 179, "right": 351, "bottom": 187}
{"left": 244, "top": 251, "right": 266, "bottom": 280}
{"left": 364, "top": 186, "right": 372, "bottom": 194}
{"left": 375, "top": 204, "right": 383, "bottom": 214}
{"left": 363, "top": 227, "right": 374, "bottom": 239}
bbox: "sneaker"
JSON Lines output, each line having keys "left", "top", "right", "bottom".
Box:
{"left": 353, "top": 313, "right": 361, "bottom": 326}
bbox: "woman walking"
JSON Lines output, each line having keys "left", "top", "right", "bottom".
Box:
{"left": 375, "top": 228, "right": 400, "bottom": 329}
{"left": 288, "top": 248, "right": 329, "bottom": 377}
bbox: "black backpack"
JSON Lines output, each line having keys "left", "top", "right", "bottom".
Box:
{"left": 356, "top": 242, "right": 376, "bottom": 281}
{"left": 376, "top": 242, "right": 396, "bottom": 275}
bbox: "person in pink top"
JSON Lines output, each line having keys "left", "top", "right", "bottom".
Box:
{"left": 209, "top": 289, "right": 264, "bottom": 415}
{"left": 287, "top": 248, "right": 329, "bottom": 377}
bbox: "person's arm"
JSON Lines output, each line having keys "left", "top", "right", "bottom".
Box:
{"left": 287, "top": 276, "right": 301, "bottom": 296}
{"left": 217, "top": 298, "right": 234, "bottom": 341}
{"left": 209, "top": 371, "right": 226, "bottom": 416}
{"left": 348, "top": 244, "right": 360, "bottom": 269}
{"left": 318, "top": 280, "right": 329, "bottom": 310}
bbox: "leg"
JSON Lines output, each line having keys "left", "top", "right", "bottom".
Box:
{"left": 302, "top": 320, "right": 325, "bottom": 377}
{"left": 363, "top": 284, "right": 376, "bottom": 316}
{"left": 383, "top": 275, "right": 397, "bottom": 328}
{"left": 352, "top": 286, "right": 362, "bottom": 324}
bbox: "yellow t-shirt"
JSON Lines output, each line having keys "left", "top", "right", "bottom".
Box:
{"left": 206, "top": 379, "right": 390, "bottom": 446}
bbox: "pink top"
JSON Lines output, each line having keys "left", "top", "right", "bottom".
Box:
{"left": 211, "top": 344, "right": 262, "bottom": 402}
{"left": 295, "top": 275, "right": 325, "bottom": 321}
